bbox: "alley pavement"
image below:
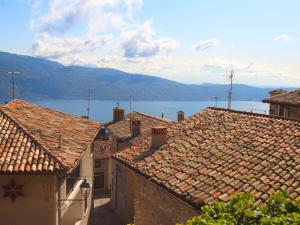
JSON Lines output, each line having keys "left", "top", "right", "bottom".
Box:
{"left": 94, "top": 191, "right": 124, "bottom": 225}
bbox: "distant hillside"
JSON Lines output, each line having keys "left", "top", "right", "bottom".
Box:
{"left": 0, "top": 51, "right": 291, "bottom": 101}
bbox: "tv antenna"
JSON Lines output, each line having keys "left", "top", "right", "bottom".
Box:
{"left": 114, "top": 94, "right": 134, "bottom": 115}
{"left": 212, "top": 96, "right": 221, "bottom": 107}
{"left": 7, "top": 71, "right": 20, "bottom": 100}
{"left": 114, "top": 93, "right": 134, "bottom": 130}
{"left": 226, "top": 70, "right": 234, "bottom": 110}
{"left": 87, "top": 88, "right": 91, "bottom": 119}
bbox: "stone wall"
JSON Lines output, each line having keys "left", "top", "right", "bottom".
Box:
{"left": 131, "top": 171, "right": 199, "bottom": 225}
{"left": 111, "top": 160, "right": 135, "bottom": 224}
{"left": 111, "top": 160, "right": 199, "bottom": 225}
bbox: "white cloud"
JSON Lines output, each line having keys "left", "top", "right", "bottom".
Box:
{"left": 272, "top": 34, "right": 291, "bottom": 42}
{"left": 31, "top": 33, "right": 112, "bottom": 59}
{"left": 194, "top": 38, "right": 221, "bottom": 51}
{"left": 31, "top": 0, "right": 113, "bottom": 33}
{"left": 29, "top": 0, "right": 178, "bottom": 61}
{"left": 120, "top": 21, "right": 180, "bottom": 58}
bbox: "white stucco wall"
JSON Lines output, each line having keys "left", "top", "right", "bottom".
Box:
{"left": 59, "top": 145, "right": 94, "bottom": 225}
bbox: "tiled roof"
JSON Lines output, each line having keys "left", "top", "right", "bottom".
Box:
{"left": 107, "top": 111, "right": 173, "bottom": 139}
{"left": 0, "top": 100, "right": 101, "bottom": 172}
{"left": 94, "top": 140, "right": 112, "bottom": 159}
{"left": 262, "top": 89, "right": 300, "bottom": 106}
{"left": 114, "top": 108, "right": 300, "bottom": 207}
{"left": 0, "top": 110, "right": 64, "bottom": 173}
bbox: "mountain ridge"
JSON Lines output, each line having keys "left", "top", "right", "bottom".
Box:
{"left": 0, "top": 51, "right": 294, "bottom": 101}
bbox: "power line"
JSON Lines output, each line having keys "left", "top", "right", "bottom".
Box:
{"left": 7, "top": 71, "right": 20, "bottom": 100}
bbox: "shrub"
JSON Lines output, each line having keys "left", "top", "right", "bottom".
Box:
{"left": 177, "top": 192, "right": 300, "bottom": 225}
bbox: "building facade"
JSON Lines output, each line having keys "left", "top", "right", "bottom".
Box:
{"left": 262, "top": 89, "right": 300, "bottom": 119}
{"left": 0, "top": 100, "right": 100, "bottom": 225}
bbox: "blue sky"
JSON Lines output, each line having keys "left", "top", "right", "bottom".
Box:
{"left": 0, "top": 0, "right": 299, "bottom": 86}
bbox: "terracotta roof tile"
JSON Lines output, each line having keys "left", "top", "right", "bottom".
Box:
{"left": 262, "top": 89, "right": 300, "bottom": 106}
{"left": 114, "top": 108, "right": 300, "bottom": 207}
{"left": 107, "top": 111, "right": 173, "bottom": 139}
{"left": 0, "top": 100, "right": 101, "bottom": 172}
{"left": 0, "top": 110, "right": 63, "bottom": 173}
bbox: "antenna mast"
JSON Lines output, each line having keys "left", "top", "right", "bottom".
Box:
{"left": 7, "top": 71, "right": 20, "bottom": 100}
{"left": 87, "top": 88, "right": 91, "bottom": 119}
{"left": 226, "top": 70, "right": 234, "bottom": 110}
{"left": 213, "top": 96, "right": 220, "bottom": 107}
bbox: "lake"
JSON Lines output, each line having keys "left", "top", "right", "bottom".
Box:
{"left": 29, "top": 100, "right": 269, "bottom": 122}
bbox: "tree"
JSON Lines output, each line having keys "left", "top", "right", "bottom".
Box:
{"left": 178, "top": 192, "right": 300, "bottom": 225}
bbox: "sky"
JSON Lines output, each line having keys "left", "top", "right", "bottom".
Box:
{"left": 0, "top": 0, "right": 299, "bottom": 86}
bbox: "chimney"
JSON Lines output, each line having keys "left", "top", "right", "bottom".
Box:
{"left": 151, "top": 126, "right": 167, "bottom": 148}
{"left": 113, "top": 107, "right": 125, "bottom": 122}
{"left": 269, "top": 89, "right": 287, "bottom": 97}
{"left": 131, "top": 117, "right": 141, "bottom": 137}
{"left": 177, "top": 111, "right": 185, "bottom": 122}
{"left": 58, "top": 134, "right": 62, "bottom": 149}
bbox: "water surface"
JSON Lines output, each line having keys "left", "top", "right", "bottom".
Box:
{"left": 30, "top": 100, "right": 269, "bottom": 122}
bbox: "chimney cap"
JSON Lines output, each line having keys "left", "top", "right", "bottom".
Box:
{"left": 152, "top": 126, "right": 167, "bottom": 134}
{"left": 113, "top": 107, "right": 124, "bottom": 111}
{"left": 269, "top": 89, "right": 287, "bottom": 96}
{"left": 131, "top": 117, "right": 141, "bottom": 125}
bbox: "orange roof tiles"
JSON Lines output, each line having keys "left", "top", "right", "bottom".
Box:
{"left": 262, "top": 89, "right": 300, "bottom": 106}
{"left": 114, "top": 108, "right": 300, "bottom": 207}
{"left": 0, "top": 110, "right": 63, "bottom": 173}
{"left": 107, "top": 111, "right": 173, "bottom": 139}
{"left": 0, "top": 100, "right": 101, "bottom": 173}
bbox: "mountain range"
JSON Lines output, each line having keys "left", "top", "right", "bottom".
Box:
{"left": 0, "top": 51, "right": 293, "bottom": 101}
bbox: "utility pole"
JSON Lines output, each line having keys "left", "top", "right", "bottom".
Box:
{"left": 7, "top": 71, "right": 20, "bottom": 100}
{"left": 226, "top": 70, "right": 234, "bottom": 110}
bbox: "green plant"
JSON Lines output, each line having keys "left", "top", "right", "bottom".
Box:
{"left": 178, "top": 192, "right": 300, "bottom": 225}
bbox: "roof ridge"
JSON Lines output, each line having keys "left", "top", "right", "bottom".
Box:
{"left": 132, "top": 111, "right": 173, "bottom": 123}
{"left": 262, "top": 88, "right": 300, "bottom": 104}
{"left": 0, "top": 108, "right": 68, "bottom": 170}
{"left": 206, "top": 107, "right": 300, "bottom": 122}
{"left": 271, "top": 89, "right": 300, "bottom": 98}
{"left": 7, "top": 99, "right": 101, "bottom": 125}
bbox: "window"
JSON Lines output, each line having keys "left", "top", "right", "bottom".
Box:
{"left": 94, "top": 172, "right": 105, "bottom": 189}
{"left": 66, "top": 165, "right": 81, "bottom": 196}
{"left": 279, "top": 105, "right": 284, "bottom": 117}
{"left": 95, "top": 159, "right": 101, "bottom": 168}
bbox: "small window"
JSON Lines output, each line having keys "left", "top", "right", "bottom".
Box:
{"left": 95, "top": 159, "right": 102, "bottom": 168}
{"left": 66, "top": 165, "right": 81, "bottom": 196}
{"left": 279, "top": 105, "right": 284, "bottom": 117}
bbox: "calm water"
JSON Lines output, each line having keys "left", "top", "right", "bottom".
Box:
{"left": 30, "top": 100, "right": 269, "bottom": 122}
